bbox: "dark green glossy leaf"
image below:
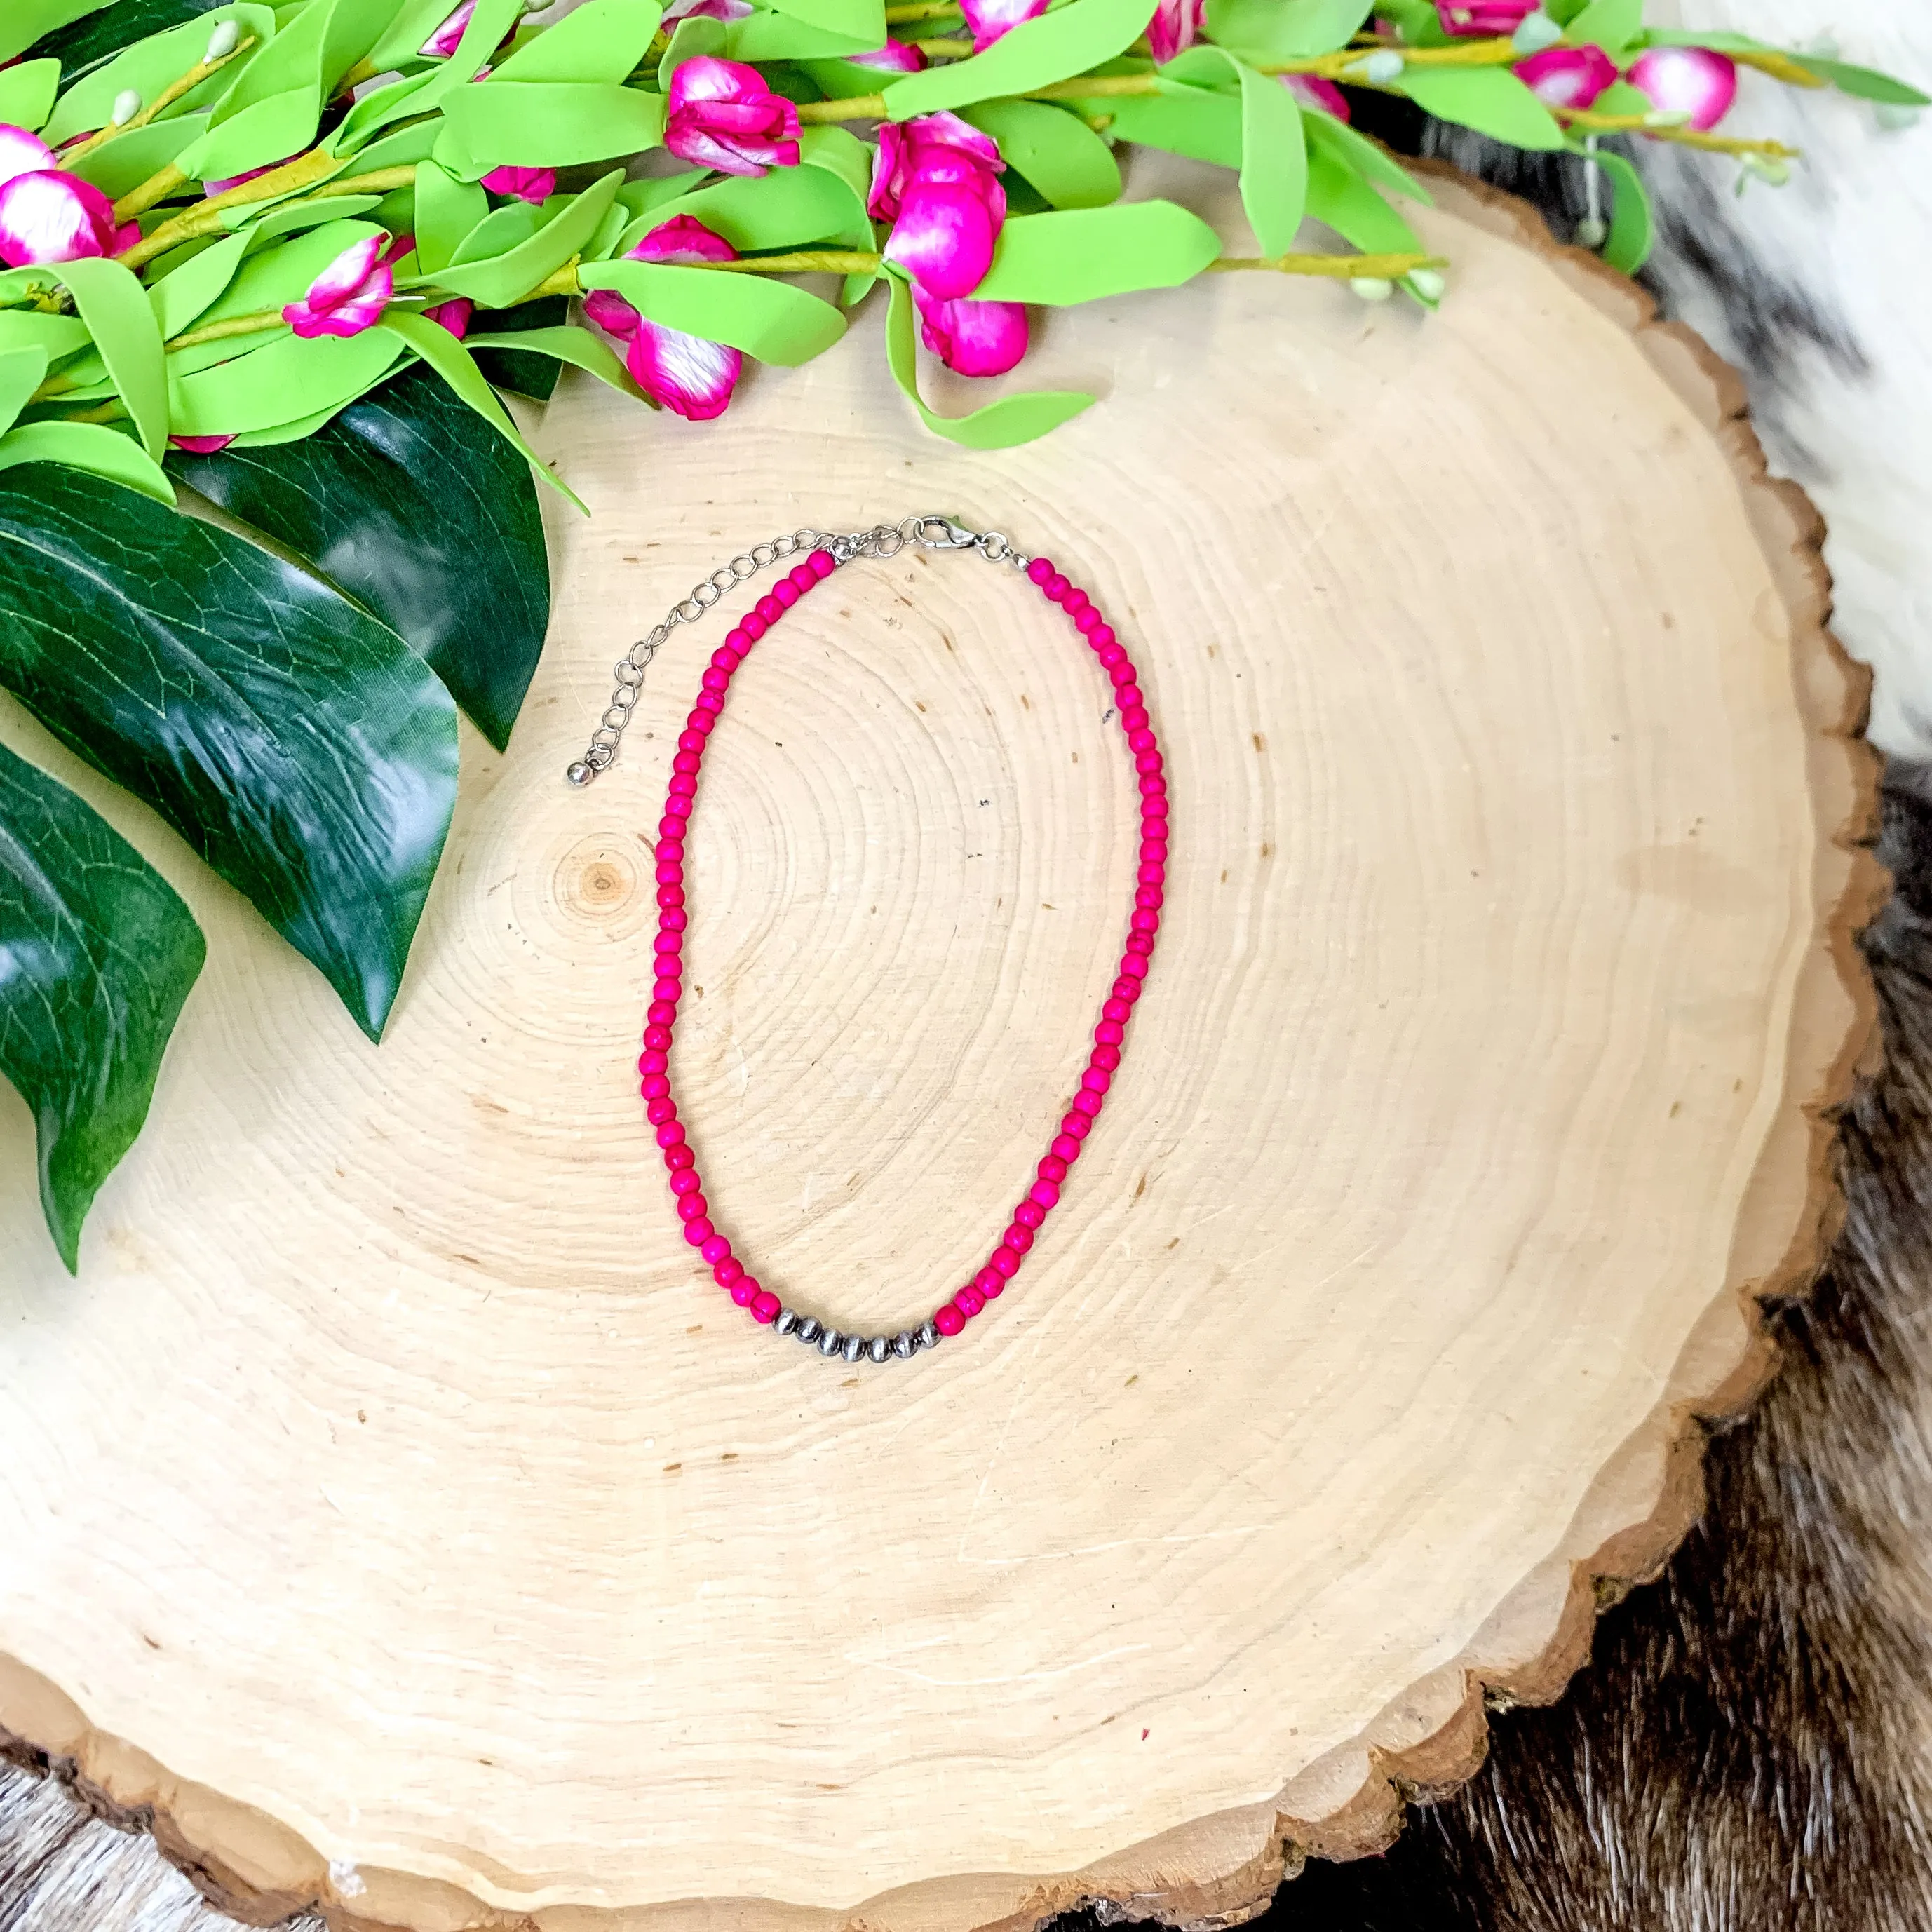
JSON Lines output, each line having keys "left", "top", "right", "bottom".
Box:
{"left": 19, "top": 0, "right": 215, "bottom": 74}
{"left": 0, "top": 465, "right": 457, "bottom": 1040}
{"left": 468, "top": 293, "right": 569, "bottom": 400}
{"left": 0, "top": 739, "right": 205, "bottom": 1271}
{"left": 168, "top": 360, "right": 550, "bottom": 753}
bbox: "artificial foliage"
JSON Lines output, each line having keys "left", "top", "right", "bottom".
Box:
{"left": 0, "top": 0, "right": 1919, "bottom": 1265}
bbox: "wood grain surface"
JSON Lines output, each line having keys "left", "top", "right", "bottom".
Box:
{"left": 0, "top": 163, "right": 1876, "bottom": 1931}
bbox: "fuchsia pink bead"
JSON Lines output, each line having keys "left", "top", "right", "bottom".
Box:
{"left": 641, "top": 542, "right": 1163, "bottom": 1356}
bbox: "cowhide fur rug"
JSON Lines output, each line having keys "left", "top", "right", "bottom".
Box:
{"left": 6, "top": 4, "right": 1930, "bottom": 1927}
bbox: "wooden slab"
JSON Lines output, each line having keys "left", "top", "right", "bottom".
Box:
{"left": 0, "top": 165, "right": 1879, "bottom": 1932}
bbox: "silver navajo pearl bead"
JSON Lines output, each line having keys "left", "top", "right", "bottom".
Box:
{"left": 842, "top": 1334, "right": 865, "bottom": 1365}
{"left": 892, "top": 1332, "right": 917, "bottom": 1360}
{"left": 774, "top": 1309, "right": 798, "bottom": 1337}
{"left": 818, "top": 1328, "right": 844, "bottom": 1356}
{"left": 868, "top": 1336, "right": 890, "bottom": 1364}
{"left": 795, "top": 1316, "right": 821, "bottom": 1344}
{"left": 918, "top": 1320, "right": 940, "bottom": 1350}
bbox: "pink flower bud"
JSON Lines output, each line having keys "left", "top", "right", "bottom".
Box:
{"left": 424, "top": 297, "right": 474, "bottom": 338}
{"left": 847, "top": 37, "right": 926, "bottom": 71}
{"left": 1145, "top": 0, "right": 1205, "bottom": 65}
{"left": 1513, "top": 43, "right": 1617, "bottom": 111}
{"left": 168, "top": 434, "right": 236, "bottom": 452}
{"left": 1434, "top": 0, "right": 1534, "bottom": 34}
{"left": 959, "top": 0, "right": 1049, "bottom": 51}
{"left": 480, "top": 164, "right": 555, "bottom": 203}
{"left": 1628, "top": 44, "right": 1738, "bottom": 131}
{"left": 913, "top": 285, "right": 1027, "bottom": 377}
{"left": 281, "top": 231, "right": 408, "bottom": 340}
{"left": 420, "top": 0, "right": 478, "bottom": 58}
{"left": 1282, "top": 73, "right": 1350, "bottom": 121}
{"left": 663, "top": 56, "right": 800, "bottom": 177}
{"left": 0, "top": 165, "right": 137, "bottom": 266}
{"left": 586, "top": 215, "right": 744, "bottom": 421}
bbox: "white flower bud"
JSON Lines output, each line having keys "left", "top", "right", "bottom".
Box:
{"left": 1350, "top": 276, "right": 1394, "bottom": 302}
{"left": 205, "top": 17, "right": 241, "bottom": 58}
{"left": 110, "top": 87, "right": 142, "bottom": 124}
{"left": 1746, "top": 154, "right": 1791, "bottom": 186}
{"left": 1574, "top": 215, "right": 1608, "bottom": 248}
{"left": 1405, "top": 267, "right": 1445, "bottom": 302}
{"left": 1357, "top": 48, "right": 1405, "bottom": 83}
{"left": 1510, "top": 11, "right": 1562, "bottom": 54}
{"left": 1876, "top": 102, "right": 1921, "bottom": 133}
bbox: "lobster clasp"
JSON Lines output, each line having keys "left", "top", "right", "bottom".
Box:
{"left": 912, "top": 514, "right": 980, "bottom": 550}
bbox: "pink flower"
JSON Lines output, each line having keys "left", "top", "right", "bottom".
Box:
{"left": 480, "top": 164, "right": 555, "bottom": 203}
{"left": 958, "top": 0, "right": 1048, "bottom": 53}
{"left": 1434, "top": 0, "right": 1534, "bottom": 34}
{"left": 424, "top": 297, "right": 474, "bottom": 337}
{"left": 420, "top": 0, "right": 477, "bottom": 58}
{"left": 1628, "top": 44, "right": 1737, "bottom": 131}
{"left": 583, "top": 215, "right": 743, "bottom": 421}
{"left": 662, "top": 0, "right": 755, "bottom": 20}
{"left": 1282, "top": 73, "right": 1350, "bottom": 119}
{"left": 913, "top": 285, "right": 1026, "bottom": 377}
{"left": 168, "top": 433, "right": 236, "bottom": 452}
{"left": 1513, "top": 43, "right": 1616, "bottom": 111}
{"left": 848, "top": 38, "right": 926, "bottom": 71}
{"left": 1145, "top": 0, "right": 1205, "bottom": 65}
{"left": 283, "top": 231, "right": 408, "bottom": 339}
{"left": 663, "top": 56, "right": 799, "bottom": 177}
{"left": 870, "top": 112, "right": 1006, "bottom": 302}
{"left": 0, "top": 124, "right": 137, "bottom": 266}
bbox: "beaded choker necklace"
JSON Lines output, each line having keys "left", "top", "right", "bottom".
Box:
{"left": 567, "top": 516, "right": 1167, "bottom": 1366}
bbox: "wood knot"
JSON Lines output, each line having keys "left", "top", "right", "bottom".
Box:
{"left": 556, "top": 837, "right": 640, "bottom": 919}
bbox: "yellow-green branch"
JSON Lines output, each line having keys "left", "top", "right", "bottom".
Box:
{"left": 115, "top": 147, "right": 344, "bottom": 270}
{"left": 62, "top": 34, "right": 255, "bottom": 168}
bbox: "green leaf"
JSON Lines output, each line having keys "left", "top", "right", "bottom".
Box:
{"left": 337, "top": 0, "right": 521, "bottom": 142}
{"left": 0, "top": 422, "right": 177, "bottom": 502}
{"left": 661, "top": 11, "right": 727, "bottom": 77}
{"left": 0, "top": 465, "right": 459, "bottom": 1040}
{"left": 1164, "top": 46, "right": 1306, "bottom": 255}
{"left": 370, "top": 0, "right": 462, "bottom": 67}
{"left": 43, "top": 4, "right": 273, "bottom": 142}
{"left": 1398, "top": 65, "right": 1565, "bottom": 149}
{"left": 145, "top": 229, "right": 250, "bottom": 336}
{"left": 490, "top": 0, "right": 662, "bottom": 81}
{"left": 428, "top": 168, "right": 622, "bottom": 306}
{"left": 736, "top": 15, "right": 877, "bottom": 59}
{"left": 1203, "top": 0, "right": 1373, "bottom": 57}
{"left": 1561, "top": 0, "right": 1640, "bottom": 53}
{"left": 881, "top": 0, "right": 1151, "bottom": 117}
{"left": 168, "top": 325, "right": 405, "bottom": 437}
{"left": 69, "top": 113, "right": 210, "bottom": 197}
{"left": 0, "top": 738, "right": 205, "bottom": 1271}
{"left": 228, "top": 190, "right": 384, "bottom": 236}
{"left": 974, "top": 200, "right": 1220, "bottom": 302}
{"left": 168, "top": 360, "right": 550, "bottom": 750}
{"left": 57, "top": 256, "right": 168, "bottom": 459}
{"left": 580, "top": 255, "right": 847, "bottom": 363}
{"left": 769, "top": 0, "right": 884, "bottom": 43}
{"left": 616, "top": 161, "right": 871, "bottom": 257}
{"left": 1788, "top": 54, "right": 1931, "bottom": 107}
{"left": 1306, "top": 141, "right": 1420, "bottom": 257}
{"left": 1581, "top": 143, "right": 1651, "bottom": 273}
{"left": 1587, "top": 76, "right": 1649, "bottom": 117}
{"left": 0, "top": 350, "right": 50, "bottom": 438}
{"left": 0, "top": 312, "right": 95, "bottom": 360}
{"left": 440, "top": 78, "right": 666, "bottom": 167}
{"left": 177, "top": 83, "right": 323, "bottom": 182}
{"left": 0, "top": 59, "right": 62, "bottom": 130}
{"left": 1091, "top": 86, "right": 1241, "bottom": 165}
{"left": 342, "top": 115, "right": 448, "bottom": 174}
{"left": 377, "top": 308, "right": 584, "bottom": 507}
{"left": 464, "top": 320, "right": 651, "bottom": 404}
{"left": 963, "top": 99, "right": 1121, "bottom": 209}
{"left": 415, "top": 158, "right": 489, "bottom": 273}
{"left": 882, "top": 270, "right": 1090, "bottom": 447}
{"left": 1301, "top": 104, "right": 1430, "bottom": 203}
{"left": 4, "top": 0, "right": 116, "bottom": 65}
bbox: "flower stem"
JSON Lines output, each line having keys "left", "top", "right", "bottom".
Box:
{"left": 62, "top": 34, "right": 256, "bottom": 169}
{"left": 1556, "top": 108, "right": 1803, "bottom": 156}
{"left": 116, "top": 147, "right": 344, "bottom": 271}
{"left": 113, "top": 163, "right": 188, "bottom": 221}
{"left": 164, "top": 308, "right": 287, "bottom": 351}
{"left": 907, "top": 34, "right": 973, "bottom": 54}
{"left": 795, "top": 93, "right": 889, "bottom": 121}
{"left": 884, "top": 1, "right": 961, "bottom": 19}
{"left": 1210, "top": 250, "right": 1447, "bottom": 277}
